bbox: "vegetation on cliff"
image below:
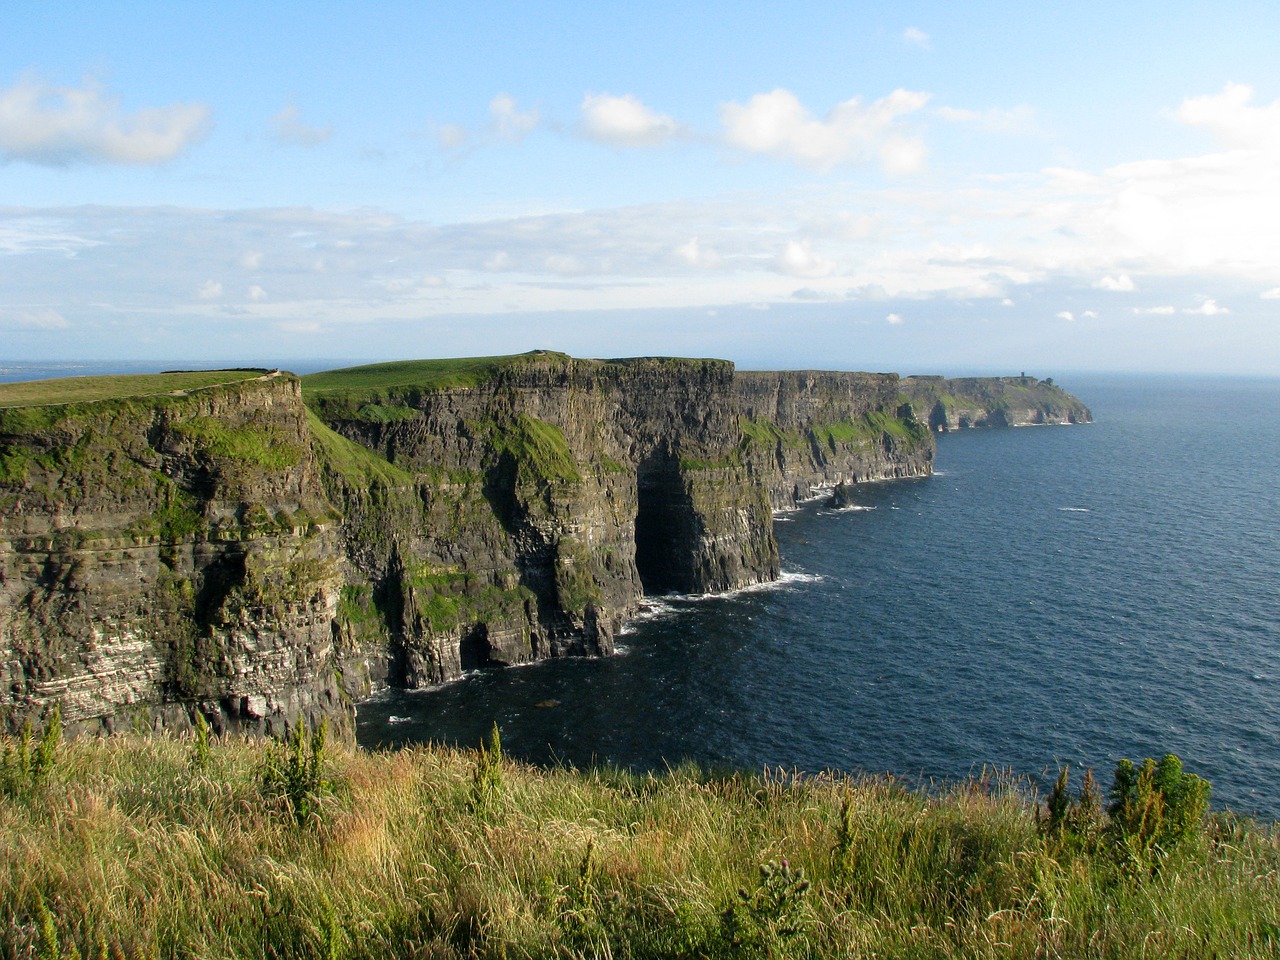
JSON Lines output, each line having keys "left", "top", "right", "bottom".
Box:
{"left": 1, "top": 722, "right": 1275, "bottom": 959}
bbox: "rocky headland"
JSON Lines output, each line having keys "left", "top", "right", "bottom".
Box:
{"left": 0, "top": 353, "right": 1089, "bottom": 736}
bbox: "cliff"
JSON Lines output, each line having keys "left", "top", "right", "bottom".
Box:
{"left": 0, "top": 354, "right": 1086, "bottom": 735}
{"left": 0, "top": 371, "right": 347, "bottom": 737}
{"left": 305, "top": 353, "right": 779, "bottom": 696}
{"left": 900, "top": 375, "right": 1092, "bottom": 431}
{"left": 734, "top": 370, "right": 934, "bottom": 509}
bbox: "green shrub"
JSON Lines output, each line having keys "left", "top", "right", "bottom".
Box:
{"left": 262, "top": 719, "right": 333, "bottom": 827}
{"left": 470, "top": 722, "right": 504, "bottom": 814}
{"left": 0, "top": 706, "right": 61, "bottom": 800}
{"left": 1108, "top": 753, "right": 1211, "bottom": 873}
{"left": 721, "top": 860, "right": 811, "bottom": 958}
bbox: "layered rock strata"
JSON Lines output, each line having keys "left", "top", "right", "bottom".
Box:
{"left": 734, "top": 370, "right": 935, "bottom": 510}
{"left": 0, "top": 353, "right": 1087, "bottom": 735}
{"left": 0, "top": 373, "right": 347, "bottom": 737}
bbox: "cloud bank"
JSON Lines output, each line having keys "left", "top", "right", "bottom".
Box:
{"left": 0, "top": 75, "right": 210, "bottom": 165}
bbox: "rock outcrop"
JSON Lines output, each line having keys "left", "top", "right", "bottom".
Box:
{"left": 734, "top": 370, "right": 934, "bottom": 510}
{"left": 0, "top": 372, "right": 347, "bottom": 737}
{"left": 306, "top": 353, "right": 779, "bottom": 697}
{"left": 0, "top": 353, "right": 1088, "bottom": 736}
{"left": 900, "top": 375, "right": 1092, "bottom": 431}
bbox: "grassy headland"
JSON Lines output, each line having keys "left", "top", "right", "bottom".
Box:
{"left": 301, "top": 354, "right": 541, "bottom": 396}
{"left": 2, "top": 725, "right": 1277, "bottom": 959}
{"left": 0, "top": 369, "right": 270, "bottom": 408}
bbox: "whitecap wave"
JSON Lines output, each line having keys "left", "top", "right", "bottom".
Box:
{"left": 388, "top": 715, "right": 412, "bottom": 725}
{"left": 1058, "top": 507, "right": 1090, "bottom": 513}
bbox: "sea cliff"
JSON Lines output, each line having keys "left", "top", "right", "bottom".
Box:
{"left": 0, "top": 353, "right": 1088, "bottom": 735}
{"left": 900, "top": 374, "right": 1092, "bottom": 430}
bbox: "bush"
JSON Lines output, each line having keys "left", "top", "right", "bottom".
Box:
{"left": 0, "top": 706, "right": 61, "bottom": 801}
{"left": 261, "top": 719, "right": 332, "bottom": 827}
{"left": 1108, "top": 753, "right": 1211, "bottom": 873}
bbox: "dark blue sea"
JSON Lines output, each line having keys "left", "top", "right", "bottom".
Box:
{"left": 357, "top": 374, "right": 1280, "bottom": 820}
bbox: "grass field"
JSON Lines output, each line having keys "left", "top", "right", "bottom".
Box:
{"left": 301, "top": 354, "right": 544, "bottom": 395}
{"left": 3, "top": 725, "right": 1277, "bottom": 959}
{"left": 0, "top": 369, "right": 271, "bottom": 408}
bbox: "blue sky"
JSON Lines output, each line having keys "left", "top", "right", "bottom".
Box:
{"left": 2, "top": 1, "right": 1279, "bottom": 375}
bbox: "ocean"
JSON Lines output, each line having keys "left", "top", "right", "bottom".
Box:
{"left": 358, "top": 374, "right": 1280, "bottom": 820}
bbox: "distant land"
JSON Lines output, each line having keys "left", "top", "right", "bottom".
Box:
{"left": 0, "top": 352, "right": 1089, "bottom": 736}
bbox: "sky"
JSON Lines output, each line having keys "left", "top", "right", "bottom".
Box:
{"left": 2, "top": 1, "right": 1279, "bottom": 376}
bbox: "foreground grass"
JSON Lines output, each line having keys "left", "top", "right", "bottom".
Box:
{"left": 2, "top": 733, "right": 1278, "bottom": 960}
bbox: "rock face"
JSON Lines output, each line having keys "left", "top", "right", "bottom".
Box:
{"left": 734, "top": 371, "right": 935, "bottom": 510}
{"left": 0, "top": 373, "right": 347, "bottom": 737}
{"left": 0, "top": 353, "right": 1088, "bottom": 735}
{"left": 307, "top": 354, "right": 780, "bottom": 696}
{"left": 900, "top": 375, "right": 1092, "bottom": 432}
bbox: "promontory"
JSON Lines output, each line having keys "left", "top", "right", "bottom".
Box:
{"left": 0, "top": 352, "right": 1090, "bottom": 735}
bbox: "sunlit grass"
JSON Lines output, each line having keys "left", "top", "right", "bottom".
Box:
{"left": 3, "top": 732, "right": 1277, "bottom": 959}
{"left": 0, "top": 369, "right": 270, "bottom": 407}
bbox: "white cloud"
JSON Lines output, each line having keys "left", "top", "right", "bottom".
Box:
{"left": 436, "top": 123, "right": 469, "bottom": 150}
{"left": 484, "top": 251, "right": 511, "bottom": 272}
{"left": 1082, "top": 310, "right": 1099, "bottom": 319}
{"left": 886, "top": 312, "right": 904, "bottom": 325}
{"left": 1056, "top": 310, "right": 1075, "bottom": 321}
{"left": 248, "top": 284, "right": 268, "bottom": 301}
{"left": 675, "top": 236, "right": 722, "bottom": 268}
{"left": 197, "top": 280, "right": 223, "bottom": 300}
{"left": 1185, "top": 298, "right": 1229, "bottom": 315}
{"left": 239, "top": 250, "right": 264, "bottom": 270}
{"left": 1095, "top": 273, "right": 1135, "bottom": 291}
{"left": 270, "top": 102, "right": 331, "bottom": 146}
{"left": 1134, "top": 305, "right": 1176, "bottom": 315}
{"left": 1176, "top": 83, "right": 1280, "bottom": 151}
{"left": 720, "top": 87, "right": 930, "bottom": 173}
{"left": 934, "top": 104, "right": 1035, "bottom": 133}
{"left": 437, "top": 94, "right": 539, "bottom": 152}
{"left": 276, "top": 321, "right": 320, "bottom": 335}
{"left": 776, "top": 239, "right": 835, "bottom": 278}
{"left": 544, "top": 254, "right": 584, "bottom": 275}
{"left": 580, "top": 93, "right": 678, "bottom": 147}
{"left": 902, "top": 27, "right": 930, "bottom": 49}
{"left": 0, "top": 74, "right": 210, "bottom": 165}
{"left": 1262, "top": 287, "right": 1280, "bottom": 299}
{"left": 489, "top": 93, "right": 539, "bottom": 141}
{"left": 1001, "top": 298, "right": 1015, "bottom": 306}
{"left": 2, "top": 308, "right": 68, "bottom": 330}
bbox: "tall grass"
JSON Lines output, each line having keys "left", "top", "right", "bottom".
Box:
{"left": 1, "top": 730, "right": 1277, "bottom": 959}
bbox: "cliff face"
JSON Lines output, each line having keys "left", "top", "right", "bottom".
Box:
{"left": 0, "top": 373, "right": 348, "bottom": 736}
{"left": 0, "top": 355, "right": 1086, "bottom": 735}
{"left": 900, "top": 375, "right": 1092, "bottom": 431}
{"left": 734, "top": 371, "right": 935, "bottom": 510}
{"left": 306, "top": 354, "right": 779, "bottom": 690}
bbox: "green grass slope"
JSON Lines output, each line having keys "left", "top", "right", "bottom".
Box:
{"left": 301, "top": 354, "right": 546, "bottom": 396}
{"left": 0, "top": 369, "right": 271, "bottom": 408}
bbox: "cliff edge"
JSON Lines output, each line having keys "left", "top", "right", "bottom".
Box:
{"left": 0, "top": 354, "right": 1087, "bottom": 735}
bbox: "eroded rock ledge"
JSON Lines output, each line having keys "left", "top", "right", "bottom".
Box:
{"left": 0, "top": 353, "right": 1088, "bottom": 735}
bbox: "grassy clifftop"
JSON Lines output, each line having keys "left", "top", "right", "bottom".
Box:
{"left": 301, "top": 353, "right": 554, "bottom": 395}
{"left": 0, "top": 369, "right": 271, "bottom": 408}
{"left": 2, "top": 727, "right": 1276, "bottom": 959}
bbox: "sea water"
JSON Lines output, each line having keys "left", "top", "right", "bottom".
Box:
{"left": 358, "top": 374, "right": 1280, "bottom": 819}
